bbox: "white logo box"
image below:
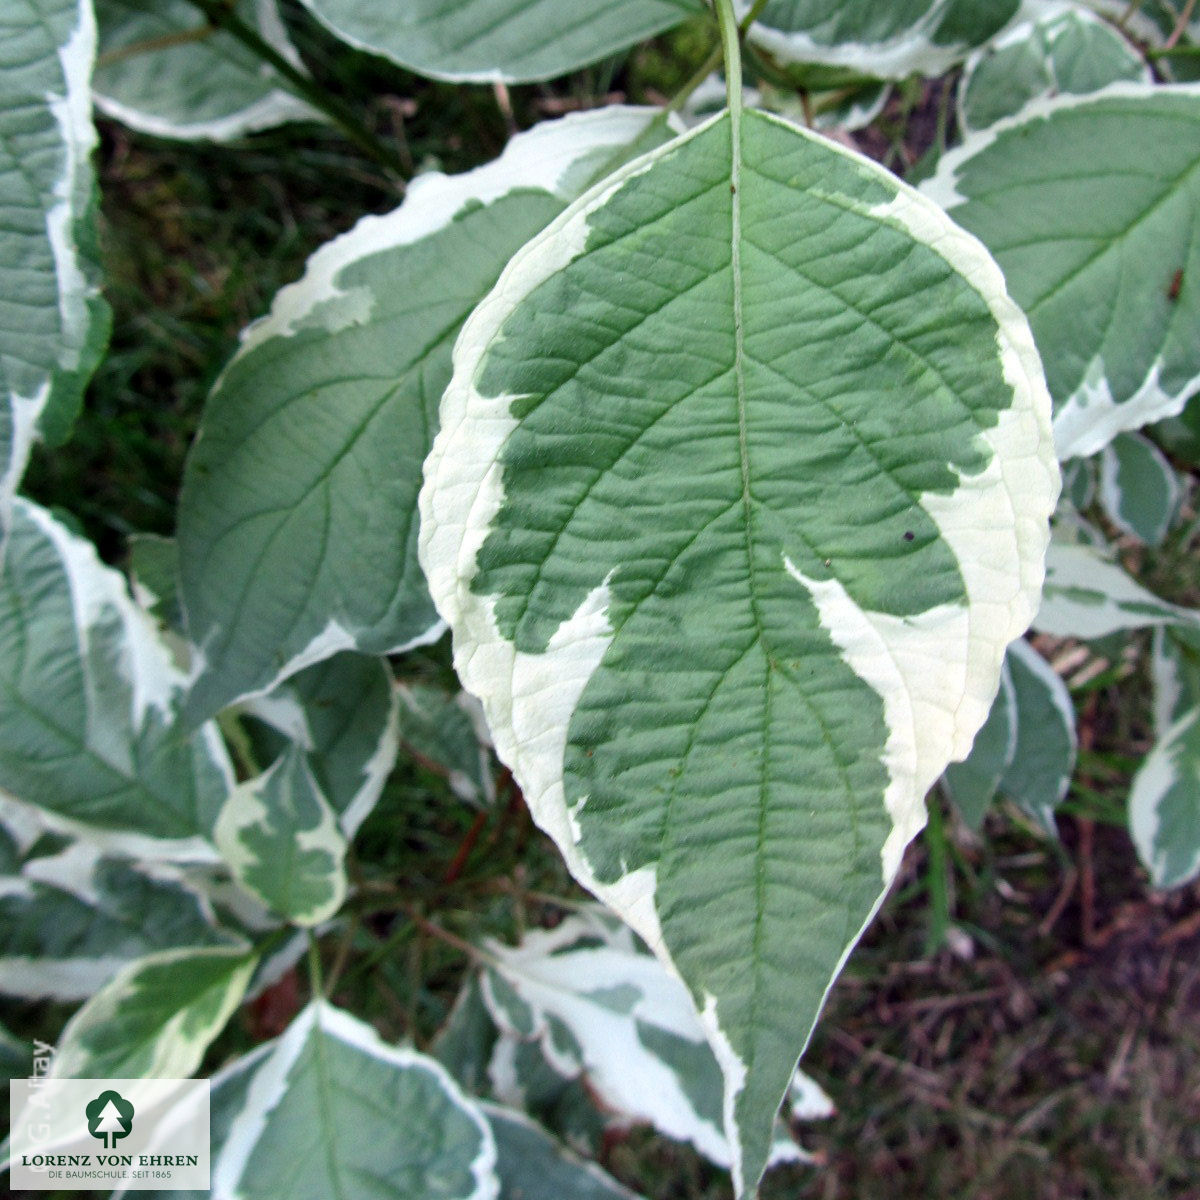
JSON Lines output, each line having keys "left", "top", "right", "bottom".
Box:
{"left": 9, "top": 1078, "right": 210, "bottom": 1191}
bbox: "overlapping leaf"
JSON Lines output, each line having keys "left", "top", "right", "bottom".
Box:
{"left": 998, "top": 638, "right": 1075, "bottom": 834}
{"left": 481, "top": 1104, "right": 646, "bottom": 1200}
{"left": 421, "top": 100, "right": 1055, "bottom": 1193}
{"left": 739, "top": 0, "right": 1022, "bottom": 79}
{"left": 1, "top": 0, "right": 109, "bottom": 523}
{"left": 1097, "top": 432, "right": 1182, "bottom": 546}
{"left": 211, "top": 1001, "right": 498, "bottom": 1200}
{"left": 94, "top": 0, "right": 319, "bottom": 141}
{"left": 50, "top": 945, "right": 257, "bottom": 1078}
{"left": 214, "top": 745, "right": 348, "bottom": 926}
{"left": 943, "top": 656, "right": 1017, "bottom": 828}
{"left": 1034, "top": 541, "right": 1200, "bottom": 643}
{"left": 296, "top": 0, "right": 702, "bottom": 83}
{"left": 0, "top": 842, "right": 233, "bottom": 1000}
{"left": 242, "top": 652, "right": 399, "bottom": 836}
{"left": 179, "top": 107, "right": 677, "bottom": 721}
{"left": 479, "top": 911, "right": 826, "bottom": 1172}
{"left": 958, "top": 4, "right": 1148, "bottom": 133}
{"left": 923, "top": 83, "right": 1200, "bottom": 459}
{"left": 0, "top": 500, "right": 232, "bottom": 858}
{"left": 1130, "top": 709, "right": 1200, "bottom": 888}
{"left": 397, "top": 683, "right": 496, "bottom": 807}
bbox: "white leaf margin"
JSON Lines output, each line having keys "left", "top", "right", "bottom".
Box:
{"left": 1033, "top": 540, "right": 1200, "bottom": 640}
{"left": 241, "top": 670, "right": 400, "bottom": 837}
{"left": 184, "top": 106, "right": 675, "bottom": 710}
{"left": 1097, "top": 432, "right": 1182, "bottom": 546}
{"left": 93, "top": 0, "right": 321, "bottom": 142}
{"left": 921, "top": 81, "right": 1200, "bottom": 461}
{"left": 480, "top": 913, "right": 731, "bottom": 1166}
{"left": 737, "top": 0, "right": 1035, "bottom": 80}
{"left": 1130, "top": 708, "right": 1200, "bottom": 889}
{"left": 0, "top": 841, "right": 231, "bottom": 1001}
{"left": 6, "top": 501, "right": 231, "bottom": 861}
{"left": 109, "top": 1041, "right": 276, "bottom": 1200}
{"left": 213, "top": 747, "right": 348, "bottom": 926}
{"left": 421, "top": 109, "right": 1056, "bottom": 1191}
{"left": 478, "top": 1102, "right": 645, "bottom": 1200}
{"left": 213, "top": 1000, "right": 499, "bottom": 1200}
{"left": 48, "top": 944, "right": 256, "bottom": 1080}
{"left": 420, "top": 104, "right": 1056, "bottom": 968}
{"left": 293, "top": 0, "right": 697, "bottom": 85}
{"left": 1003, "top": 636, "right": 1077, "bottom": 823}
{"left": 956, "top": 1, "right": 1151, "bottom": 134}
{"left": 1, "top": 0, "right": 104, "bottom": 522}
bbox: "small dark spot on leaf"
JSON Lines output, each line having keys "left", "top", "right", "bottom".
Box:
{"left": 1168, "top": 268, "right": 1183, "bottom": 302}
{"left": 904, "top": 530, "right": 915, "bottom": 542}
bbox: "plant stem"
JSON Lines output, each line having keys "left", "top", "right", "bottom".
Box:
{"left": 1116, "top": 0, "right": 1147, "bottom": 31}
{"left": 1166, "top": 0, "right": 1197, "bottom": 48}
{"left": 1148, "top": 41, "right": 1200, "bottom": 56}
{"left": 923, "top": 795, "right": 951, "bottom": 954}
{"left": 665, "top": 43, "right": 725, "bottom": 114}
{"left": 306, "top": 930, "right": 325, "bottom": 998}
{"left": 713, "top": 0, "right": 745, "bottom": 116}
{"left": 739, "top": 0, "right": 772, "bottom": 35}
{"left": 181, "top": 0, "right": 408, "bottom": 182}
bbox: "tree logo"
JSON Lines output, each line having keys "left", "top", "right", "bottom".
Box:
{"left": 85, "top": 1090, "right": 135, "bottom": 1149}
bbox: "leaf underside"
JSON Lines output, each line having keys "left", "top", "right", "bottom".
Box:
{"left": 296, "top": 0, "right": 701, "bottom": 83}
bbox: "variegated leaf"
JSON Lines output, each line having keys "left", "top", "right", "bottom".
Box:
{"left": 1097, "top": 432, "right": 1182, "bottom": 547}
{"left": 942, "top": 655, "right": 1017, "bottom": 829}
{"left": 0, "top": 841, "right": 233, "bottom": 1000}
{"left": 179, "top": 107, "right": 679, "bottom": 721}
{"left": 214, "top": 745, "right": 348, "bottom": 926}
{"left": 397, "top": 683, "right": 496, "bottom": 808}
{"left": 1034, "top": 541, "right": 1200, "bottom": 643}
{"left": 127, "top": 532, "right": 183, "bottom": 632}
{"left": 1, "top": 0, "right": 109, "bottom": 523}
{"left": 481, "top": 1104, "right": 645, "bottom": 1200}
{"left": 480, "top": 911, "right": 830, "bottom": 1177}
{"left": 94, "top": 0, "right": 318, "bottom": 141}
{"left": 212, "top": 1001, "right": 499, "bottom": 1200}
{"left": 242, "top": 651, "right": 399, "bottom": 836}
{"left": 923, "top": 83, "right": 1200, "bottom": 459}
{"left": 112, "top": 1043, "right": 274, "bottom": 1200}
{"left": 50, "top": 945, "right": 257, "bottom": 1079}
{"left": 958, "top": 4, "right": 1149, "bottom": 133}
{"left": 1151, "top": 627, "right": 1200, "bottom": 738}
{"left": 295, "top": 0, "right": 702, "bottom": 84}
{"left": 998, "top": 638, "right": 1075, "bottom": 834}
{"left": 0, "top": 500, "right": 232, "bottom": 858}
{"left": 1130, "top": 709, "right": 1200, "bottom": 888}
{"left": 421, "top": 101, "right": 1056, "bottom": 1194}
{"left": 739, "top": 0, "right": 1022, "bottom": 80}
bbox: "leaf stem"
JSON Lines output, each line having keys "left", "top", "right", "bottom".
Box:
{"left": 922, "top": 795, "right": 951, "bottom": 954}
{"left": 306, "top": 930, "right": 326, "bottom": 998}
{"left": 181, "top": 0, "right": 408, "bottom": 183}
{"left": 1165, "top": 0, "right": 1197, "bottom": 48}
{"left": 1147, "top": 41, "right": 1200, "bottom": 56}
{"left": 665, "top": 43, "right": 725, "bottom": 114}
{"left": 713, "top": 0, "right": 745, "bottom": 118}
{"left": 739, "top": 0, "right": 772, "bottom": 35}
